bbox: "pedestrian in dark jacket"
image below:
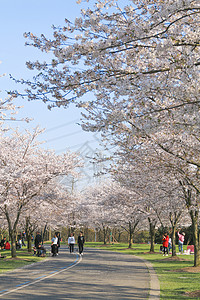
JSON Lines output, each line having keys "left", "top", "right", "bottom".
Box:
{"left": 77, "top": 232, "right": 85, "bottom": 255}
{"left": 22, "top": 231, "right": 26, "bottom": 246}
{"left": 56, "top": 232, "right": 61, "bottom": 255}
{"left": 0, "top": 237, "right": 6, "bottom": 250}
{"left": 34, "top": 232, "right": 42, "bottom": 249}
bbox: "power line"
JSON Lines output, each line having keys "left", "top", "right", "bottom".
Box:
{"left": 45, "top": 130, "right": 81, "bottom": 143}
{"left": 54, "top": 133, "right": 102, "bottom": 153}
{"left": 55, "top": 139, "right": 97, "bottom": 153}
{"left": 45, "top": 119, "right": 79, "bottom": 133}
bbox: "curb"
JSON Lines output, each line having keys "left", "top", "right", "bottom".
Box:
{"left": 138, "top": 257, "right": 160, "bottom": 300}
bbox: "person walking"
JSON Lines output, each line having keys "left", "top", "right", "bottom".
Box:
{"left": 177, "top": 231, "right": 185, "bottom": 254}
{"left": 162, "top": 233, "right": 169, "bottom": 256}
{"left": 77, "top": 231, "right": 85, "bottom": 255}
{"left": 168, "top": 237, "right": 172, "bottom": 254}
{"left": 18, "top": 237, "right": 22, "bottom": 249}
{"left": 51, "top": 234, "right": 58, "bottom": 257}
{"left": 56, "top": 232, "right": 61, "bottom": 255}
{"left": 22, "top": 231, "right": 26, "bottom": 247}
{"left": 68, "top": 233, "right": 75, "bottom": 253}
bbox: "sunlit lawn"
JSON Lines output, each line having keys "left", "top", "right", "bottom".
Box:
{"left": 85, "top": 242, "right": 199, "bottom": 299}
{"left": 0, "top": 247, "right": 46, "bottom": 274}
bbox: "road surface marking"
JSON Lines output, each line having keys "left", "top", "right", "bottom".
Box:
{"left": 0, "top": 254, "right": 82, "bottom": 297}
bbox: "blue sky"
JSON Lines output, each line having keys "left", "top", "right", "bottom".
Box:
{"left": 0, "top": 0, "right": 101, "bottom": 156}
{"left": 0, "top": 0, "right": 109, "bottom": 190}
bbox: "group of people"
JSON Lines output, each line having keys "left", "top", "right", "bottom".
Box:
{"left": 51, "top": 232, "right": 61, "bottom": 256}
{"left": 0, "top": 230, "right": 85, "bottom": 257}
{"left": 38, "top": 231, "right": 85, "bottom": 257}
{"left": 0, "top": 237, "right": 10, "bottom": 250}
{"left": 51, "top": 231, "right": 85, "bottom": 256}
{"left": 1, "top": 232, "right": 27, "bottom": 251}
{"left": 14, "top": 231, "right": 27, "bottom": 250}
{"left": 67, "top": 231, "right": 85, "bottom": 255}
{"left": 161, "top": 231, "right": 185, "bottom": 256}
{"left": 0, "top": 237, "right": 9, "bottom": 258}
{"left": 33, "top": 231, "right": 47, "bottom": 257}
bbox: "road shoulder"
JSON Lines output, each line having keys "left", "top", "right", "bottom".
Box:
{"left": 137, "top": 256, "right": 160, "bottom": 300}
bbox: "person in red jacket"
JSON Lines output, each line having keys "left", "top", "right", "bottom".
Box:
{"left": 4, "top": 241, "right": 11, "bottom": 250}
{"left": 162, "top": 233, "right": 169, "bottom": 256}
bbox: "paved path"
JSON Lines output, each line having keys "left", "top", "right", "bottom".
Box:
{"left": 0, "top": 247, "right": 159, "bottom": 299}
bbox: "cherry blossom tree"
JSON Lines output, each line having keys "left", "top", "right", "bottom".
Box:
{"left": 78, "top": 184, "right": 113, "bottom": 244}
{"left": 0, "top": 64, "right": 28, "bottom": 124}
{"left": 111, "top": 142, "right": 190, "bottom": 255}
{"left": 0, "top": 127, "right": 80, "bottom": 257}
{"left": 19, "top": 184, "right": 74, "bottom": 251}
{"left": 81, "top": 180, "right": 145, "bottom": 247}
{"left": 14, "top": 0, "right": 199, "bottom": 113}
{"left": 179, "top": 179, "right": 200, "bottom": 266}
{"left": 11, "top": 0, "right": 200, "bottom": 264}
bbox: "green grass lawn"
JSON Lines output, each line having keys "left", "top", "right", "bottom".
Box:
{"left": 85, "top": 242, "right": 200, "bottom": 299}
{"left": 0, "top": 247, "right": 46, "bottom": 273}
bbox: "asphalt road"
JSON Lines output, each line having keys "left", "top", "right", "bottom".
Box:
{"left": 0, "top": 246, "right": 150, "bottom": 299}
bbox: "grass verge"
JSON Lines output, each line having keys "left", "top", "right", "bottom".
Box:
{"left": 0, "top": 247, "right": 46, "bottom": 274}
{"left": 85, "top": 242, "right": 200, "bottom": 300}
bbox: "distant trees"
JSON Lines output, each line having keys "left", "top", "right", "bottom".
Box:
{"left": 0, "top": 127, "right": 80, "bottom": 257}
{"left": 111, "top": 150, "right": 189, "bottom": 256}
{"left": 80, "top": 181, "right": 146, "bottom": 247}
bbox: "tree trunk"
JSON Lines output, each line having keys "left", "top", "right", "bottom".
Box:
{"left": 179, "top": 181, "right": 200, "bottom": 267}
{"left": 49, "top": 226, "right": 52, "bottom": 241}
{"left": 103, "top": 226, "right": 106, "bottom": 245}
{"left": 169, "top": 211, "right": 183, "bottom": 257}
{"left": 171, "top": 225, "right": 177, "bottom": 257}
{"left": 118, "top": 229, "right": 121, "bottom": 243}
{"left": 128, "top": 221, "right": 132, "bottom": 248}
{"left": 109, "top": 230, "right": 112, "bottom": 243}
{"left": 10, "top": 230, "right": 17, "bottom": 258}
{"left": 148, "top": 217, "right": 156, "bottom": 252}
{"left": 97, "top": 229, "right": 101, "bottom": 242}
{"left": 4, "top": 204, "right": 21, "bottom": 258}
{"left": 127, "top": 219, "right": 140, "bottom": 249}
{"left": 25, "top": 216, "right": 33, "bottom": 252}
{"left": 193, "top": 223, "right": 199, "bottom": 267}
{"left": 190, "top": 210, "right": 200, "bottom": 267}
{"left": 27, "top": 235, "right": 32, "bottom": 252}
{"left": 85, "top": 227, "right": 89, "bottom": 242}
